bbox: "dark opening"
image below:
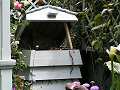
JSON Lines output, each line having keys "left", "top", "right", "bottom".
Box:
{"left": 19, "top": 22, "right": 66, "bottom": 50}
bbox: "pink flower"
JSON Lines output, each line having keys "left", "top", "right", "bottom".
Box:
{"left": 79, "top": 85, "right": 89, "bottom": 90}
{"left": 66, "top": 81, "right": 81, "bottom": 90}
{"left": 66, "top": 81, "right": 88, "bottom": 90}
{"left": 14, "top": 1, "right": 23, "bottom": 10}
{"left": 70, "top": 81, "right": 81, "bottom": 89}
{"left": 82, "top": 83, "right": 90, "bottom": 88}
{"left": 90, "top": 86, "right": 99, "bottom": 90}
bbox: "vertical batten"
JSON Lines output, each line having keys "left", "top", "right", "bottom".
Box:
{"left": 0, "top": 0, "right": 2, "bottom": 59}
{"left": 0, "top": 0, "right": 2, "bottom": 89}
{"left": 0, "top": 69, "right": 13, "bottom": 90}
{"left": 1, "top": 0, "right": 11, "bottom": 59}
{"left": 0, "top": 0, "right": 16, "bottom": 90}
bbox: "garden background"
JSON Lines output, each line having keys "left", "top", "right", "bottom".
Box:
{"left": 10, "top": 0, "right": 120, "bottom": 90}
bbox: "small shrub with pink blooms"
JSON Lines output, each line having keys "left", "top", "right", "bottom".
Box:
{"left": 14, "top": 1, "right": 23, "bottom": 10}
{"left": 65, "top": 81, "right": 99, "bottom": 90}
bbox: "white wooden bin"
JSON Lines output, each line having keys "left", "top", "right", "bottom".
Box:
{"left": 22, "top": 4, "right": 82, "bottom": 90}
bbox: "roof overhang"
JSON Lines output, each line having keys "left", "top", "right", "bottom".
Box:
{"left": 26, "top": 5, "right": 78, "bottom": 22}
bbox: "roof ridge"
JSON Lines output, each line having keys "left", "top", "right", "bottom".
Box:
{"left": 26, "top": 5, "right": 78, "bottom": 15}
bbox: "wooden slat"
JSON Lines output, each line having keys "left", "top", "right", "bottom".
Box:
{"left": 25, "top": 66, "right": 82, "bottom": 80}
{"left": 22, "top": 50, "right": 83, "bottom": 67}
{"left": 31, "top": 80, "right": 72, "bottom": 90}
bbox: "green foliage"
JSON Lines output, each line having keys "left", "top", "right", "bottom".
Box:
{"left": 13, "top": 75, "right": 31, "bottom": 90}
{"left": 93, "top": 14, "right": 103, "bottom": 26}
{"left": 65, "top": 0, "right": 120, "bottom": 89}
{"left": 11, "top": 18, "right": 28, "bottom": 74}
{"left": 113, "top": 73, "right": 120, "bottom": 90}
{"left": 72, "top": 0, "right": 120, "bottom": 55}
{"left": 10, "top": 0, "right": 29, "bottom": 89}
{"left": 106, "top": 46, "right": 120, "bottom": 90}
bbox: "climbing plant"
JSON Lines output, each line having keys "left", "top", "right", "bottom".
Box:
{"left": 11, "top": 0, "right": 31, "bottom": 89}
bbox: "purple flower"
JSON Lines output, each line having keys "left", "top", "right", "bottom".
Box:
{"left": 90, "top": 85, "right": 99, "bottom": 90}
{"left": 12, "top": 85, "right": 16, "bottom": 90}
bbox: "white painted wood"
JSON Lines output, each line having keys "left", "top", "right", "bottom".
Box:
{"left": 1, "top": 0, "right": 11, "bottom": 60}
{"left": 0, "top": 0, "right": 2, "bottom": 59}
{"left": 0, "top": 69, "right": 12, "bottom": 90}
{"left": 26, "top": 66, "right": 82, "bottom": 80}
{"left": 0, "top": 60, "right": 16, "bottom": 90}
{"left": 0, "top": 0, "right": 16, "bottom": 90}
{"left": 31, "top": 80, "right": 72, "bottom": 90}
{"left": 23, "top": 50, "right": 83, "bottom": 67}
{"left": 0, "top": 59, "right": 16, "bottom": 67}
{"left": 26, "top": 5, "right": 78, "bottom": 15}
{"left": 26, "top": 5, "right": 78, "bottom": 22}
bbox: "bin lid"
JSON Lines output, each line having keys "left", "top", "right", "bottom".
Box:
{"left": 26, "top": 5, "right": 78, "bottom": 22}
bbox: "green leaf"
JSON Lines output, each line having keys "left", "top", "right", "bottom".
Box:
{"left": 94, "top": 14, "right": 103, "bottom": 25}
{"left": 114, "top": 25, "right": 120, "bottom": 29}
{"left": 116, "top": 54, "right": 120, "bottom": 63}
{"left": 91, "top": 23, "right": 106, "bottom": 30}
{"left": 91, "top": 39, "right": 102, "bottom": 50}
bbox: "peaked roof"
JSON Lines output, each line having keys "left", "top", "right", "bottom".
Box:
{"left": 26, "top": 5, "right": 78, "bottom": 22}
{"left": 26, "top": 5, "right": 78, "bottom": 15}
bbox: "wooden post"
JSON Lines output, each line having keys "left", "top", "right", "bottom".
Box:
{"left": 1, "top": 0, "right": 11, "bottom": 59}
{"left": 0, "top": 0, "right": 16, "bottom": 90}
{"left": 0, "top": 0, "right": 2, "bottom": 60}
{"left": 0, "top": 67, "right": 13, "bottom": 90}
{"left": 64, "top": 23, "right": 73, "bottom": 49}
